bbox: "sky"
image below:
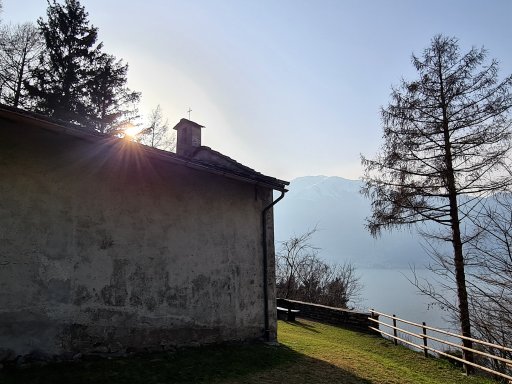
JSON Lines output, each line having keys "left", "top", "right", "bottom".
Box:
{"left": 3, "top": 0, "right": 512, "bottom": 182}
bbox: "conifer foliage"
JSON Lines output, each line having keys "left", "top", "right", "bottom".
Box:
{"left": 362, "top": 35, "right": 512, "bottom": 368}
{"left": 26, "top": 0, "right": 139, "bottom": 131}
{"left": 88, "top": 53, "right": 140, "bottom": 134}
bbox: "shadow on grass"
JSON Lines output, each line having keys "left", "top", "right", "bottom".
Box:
{"left": 0, "top": 342, "right": 372, "bottom": 384}
{"left": 284, "top": 319, "right": 321, "bottom": 333}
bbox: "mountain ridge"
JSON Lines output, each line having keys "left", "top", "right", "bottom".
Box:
{"left": 274, "top": 175, "right": 427, "bottom": 269}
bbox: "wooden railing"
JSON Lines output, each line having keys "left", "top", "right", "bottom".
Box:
{"left": 369, "top": 309, "right": 512, "bottom": 382}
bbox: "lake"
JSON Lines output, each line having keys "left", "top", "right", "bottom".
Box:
{"left": 357, "top": 268, "right": 460, "bottom": 352}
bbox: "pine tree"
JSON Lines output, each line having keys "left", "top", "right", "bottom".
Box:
{"left": 87, "top": 53, "right": 141, "bottom": 134}
{"left": 26, "top": 0, "right": 100, "bottom": 126}
{"left": 361, "top": 35, "right": 512, "bottom": 370}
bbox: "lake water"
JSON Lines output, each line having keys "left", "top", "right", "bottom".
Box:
{"left": 357, "top": 268, "right": 460, "bottom": 352}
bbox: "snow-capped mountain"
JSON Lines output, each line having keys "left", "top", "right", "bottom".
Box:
{"left": 286, "top": 175, "right": 362, "bottom": 200}
{"left": 274, "top": 175, "right": 428, "bottom": 269}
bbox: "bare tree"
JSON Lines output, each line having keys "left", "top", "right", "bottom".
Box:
{"left": 361, "top": 35, "right": 512, "bottom": 368}
{"left": 137, "top": 105, "right": 176, "bottom": 151}
{"left": 459, "top": 197, "right": 512, "bottom": 374}
{"left": 0, "top": 22, "right": 43, "bottom": 107}
{"left": 323, "top": 262, "right": 362, "bottom": 308}
{"left": 413, "top": 196, "right": 512, "bottom": 375}
{"left": 276, "top": 228, "right": 362, "bottom": 309}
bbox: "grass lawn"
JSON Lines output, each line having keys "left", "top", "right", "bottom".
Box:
{"left": 0, "top": 319, "right": 496, "bottom": 384}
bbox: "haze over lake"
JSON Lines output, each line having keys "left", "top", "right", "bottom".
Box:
{"left": 274, "top": 176, "right": 455, "bottom": 331}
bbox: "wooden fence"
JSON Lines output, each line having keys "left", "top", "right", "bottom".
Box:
{"left": 369, "top": 309, "right": 512, "bottom": 382}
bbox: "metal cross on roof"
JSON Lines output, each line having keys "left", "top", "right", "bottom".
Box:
{"left": 187, "top": 108, "right": 192, "bottom": 120}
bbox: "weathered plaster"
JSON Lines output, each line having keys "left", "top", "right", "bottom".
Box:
{"left": 0, "top": 119, "right": 278, "bottom": 359}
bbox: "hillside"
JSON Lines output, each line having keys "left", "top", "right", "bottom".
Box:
{"left": 274, "top": 175, "right": 428, "bottom": 269}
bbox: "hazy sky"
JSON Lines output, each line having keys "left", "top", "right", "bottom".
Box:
{"left": 4, "top": 0, "right": 512, "bottom": 181}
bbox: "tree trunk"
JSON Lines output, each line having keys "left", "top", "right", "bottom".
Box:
{"left": 438, "top": 55, "right": 474, "bottom": 371}
{"left": 13, "top": 48, "right": 27, "bottom": 108}
{"left": 445, "top": 137, "right": 475, "bottom": 371}
{"left": 450, "top": 205, "right": 475, "bottom": 372}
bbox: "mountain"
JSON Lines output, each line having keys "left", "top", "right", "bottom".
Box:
{"left": 274, "top": 175, "right": 429, "bottom": 269}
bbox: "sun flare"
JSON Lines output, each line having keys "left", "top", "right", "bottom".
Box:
{"left": 123, "top": 124, "right": 141, "bottom": 138}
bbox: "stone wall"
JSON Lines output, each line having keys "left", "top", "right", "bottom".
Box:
{"left": 277, "top": 298, "right": 378, "bottom": 333}
{"left": 0, "top": 118, "right": 278, "bottom": 361}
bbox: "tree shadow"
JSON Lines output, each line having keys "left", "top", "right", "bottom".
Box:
{"left": 282, "top": 318, "right": 321, "bottom": 334}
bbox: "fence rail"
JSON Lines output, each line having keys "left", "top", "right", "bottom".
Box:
{"left": 369, "top": 309, "right": 512, "bottom": 382}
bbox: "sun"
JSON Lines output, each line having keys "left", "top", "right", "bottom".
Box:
{"left": 123, "top": 123, "right": 141, "bottom": 138}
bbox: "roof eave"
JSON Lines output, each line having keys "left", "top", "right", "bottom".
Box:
{"left": 0, "top": 105, "right": 289, "bottom": 192}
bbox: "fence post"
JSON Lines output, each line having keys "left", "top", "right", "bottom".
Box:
{"left": 393, "top": 314, "right": 398, "bottom": 346}
{"left": 422, "top": 322, "right": 428, "bottom": 358}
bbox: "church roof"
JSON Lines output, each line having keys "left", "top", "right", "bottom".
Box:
{"left": 0, "top": 104, "right": 289, "bottom": 191}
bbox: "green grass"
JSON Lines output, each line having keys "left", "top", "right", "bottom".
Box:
{"left": 0, "top": 319, "right": 497, "bottom": 384}
{"left": 276, "top": 320, "right": 494, "bottom": 384}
